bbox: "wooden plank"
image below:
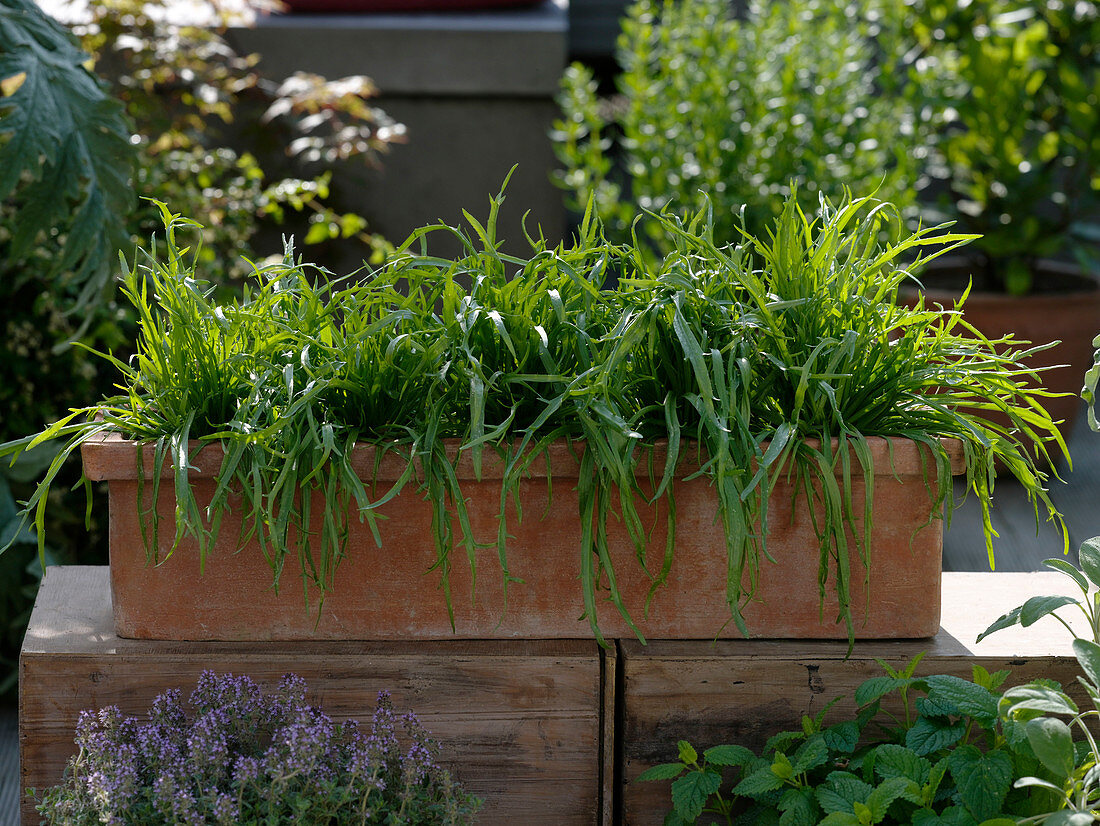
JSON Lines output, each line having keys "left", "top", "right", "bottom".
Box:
{"left": 20, "top": 568, "right": 606, "bottom": 826}
{"left": 620, "top": 572, "right": 1089, "bottom": 825}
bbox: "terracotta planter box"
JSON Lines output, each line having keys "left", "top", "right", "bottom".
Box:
{"left": 81, "top": 433, "right": 964, "bottom": 642}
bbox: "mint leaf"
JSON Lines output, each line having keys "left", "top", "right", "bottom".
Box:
{"left": 947, "top": 745, "right": 1012, "bottom": 821}
{"left": 815, "top": 771, "right": 872, "bottom": 814}
{"left": 906, "top": 717, "right": 965, "bottom": 756}
{"left": 704, "top": 744, "right": 756, "bottom": 767}
{"left": 636, "top": 762, "right": 687, "bottom": 782}
{"left": 866, "top": 776, "right": 911, "bottom": 820}
{"left": 925, "top": 676, "right": 999, "bottom": 724}
{"left": 792, "top": 735, "right": 829, "bottom": 774}
{"left": 855, "top": 676, "right": 912, "bottom": 706}
{"left": 670, "top": 770, "right": 721, "bottom": 821}
{"left": 872, "top": 743, "right": 932, "bottom": 785}
{"left": 777, "top": 786, "right": 816, "bottom": 826}
{"left": 733, "top": 766, "right": 785, "bottom": 798}
{"left": 823, "top": 720, "right": 860, "bottom": 753}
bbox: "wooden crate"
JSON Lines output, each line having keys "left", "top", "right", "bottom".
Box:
{"left": 19, "top": 567, "right": 612, "bottom": 826}
{"left": 618, "top": 572, "right": 1090, "bottom": 825}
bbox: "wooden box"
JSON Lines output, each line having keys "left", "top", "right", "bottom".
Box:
{"left": 618, "top": 572, "right": 1090, "bottom": 825}
{"left": 19, "top": 567, "right": 613, "bottom": 826}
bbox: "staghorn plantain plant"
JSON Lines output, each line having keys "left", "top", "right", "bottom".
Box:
{"left": 0, "top": 188, "right": 1071, "bottom": 643}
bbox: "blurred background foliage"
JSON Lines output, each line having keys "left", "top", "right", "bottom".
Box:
{"left": 553, "top": 0, "right": 930, "bottom": 252}
{"left": 554, "top": 0, "right": 1100, "bottom": 284}
{"left": 0, "top": 0, "right": 405, "bottom": 701}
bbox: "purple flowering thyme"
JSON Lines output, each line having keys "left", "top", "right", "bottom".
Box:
{"left": 32, "top": 672, "right": 481, "bottom": 825}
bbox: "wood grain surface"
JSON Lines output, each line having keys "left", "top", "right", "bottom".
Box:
{"left": 20, "top": 567, "right": 610, "bottom": 826}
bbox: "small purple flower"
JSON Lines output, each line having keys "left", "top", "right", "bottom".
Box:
{"left": 34, "top": 672, "right": 480, "bottom": 824}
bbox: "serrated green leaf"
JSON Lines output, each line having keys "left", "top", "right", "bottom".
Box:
{"left": 947, "top": 745, "right": 1012, "bottom": 822}
{"left": 872, "top": 743, "right": 932, "bottom": 784}
{"left": 670, "top": 770, "right": 722, "bottom": 821}
{"left": 866, "top": 776, "right": 910, "bottom": 820}
{"left": 906, "top": 717, "right": 966, "bottom": 756}
{"left": 916, "top": 695, "right": 958, "bottom": 719}
{"left": 763, "top": 730, "right": 804, "bottom": 755}
{"left": 636, "top": 762, "right": 687, "bottom": 782}
{"left": 733, "top": 766, "right": 786, "bottom": 798}
{"left": 818, "top": 813, "right": 862, "bottom": 826}
{"left": 792, "top": 735, "right": 829, "bottom": 774}
{"left": 854, "top": 675, "right": 912, "bottom": 706}
{"left": 925, "top": 675, "right": 999, "bottom": 723}
{"left": 677, "top": 740, "right": 698, "bottom": 765}
{"left": 815, "top": 772, "right": 872, "bottom": 814}
{"left": 778, "top": 786, "right": 817, "bottom": 826}
{"left": 704, "top": 744, "right": 756, "bottom": 767}
{"left": 823, "top": 720, "right": 860, "bottom": 753}
{"left": 0, "top": 0, "right": 134, "bottom": 310}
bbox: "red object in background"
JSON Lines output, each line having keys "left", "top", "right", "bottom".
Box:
{"left": 281, "top": 0, "right": 543, "bottom": 12}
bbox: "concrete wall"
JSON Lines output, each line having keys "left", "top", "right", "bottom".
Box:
{"left": 228, "top": 1, "right": 568, "bottom": 262}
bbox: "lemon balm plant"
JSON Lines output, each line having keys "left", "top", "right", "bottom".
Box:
{"left": 0, "top": 190, "right": 1069, "bottom": 643}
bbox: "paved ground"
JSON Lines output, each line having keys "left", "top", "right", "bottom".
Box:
{"left": 2, "top": 407, "right": 1098, "bottom": 824}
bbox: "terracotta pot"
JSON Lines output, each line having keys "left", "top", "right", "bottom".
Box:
{"left": 81, "top": 433, "right": 965, "bottom": 642}
{"left": 278, "top": 0, "right": 543, "bottom": 13}
{"left": 904, "top": 259, "right": 1100, "bottom": 448}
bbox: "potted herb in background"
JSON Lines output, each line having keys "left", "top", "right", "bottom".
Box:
{"left": 0, "top": 187, "right": 1068, "bottom": 645}
{"left": 898, "top": 0, "right": 1100, "bottom": 441}
{"left": 552, "top": 0, "right": 926, "bottom": 254}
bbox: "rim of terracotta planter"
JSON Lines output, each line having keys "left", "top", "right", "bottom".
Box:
{"left": 81, "top": 430, "right": 967, "bottom": 482}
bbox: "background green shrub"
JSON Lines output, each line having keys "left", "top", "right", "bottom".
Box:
{"left": 553, "top": 0, "right": 926, "bottom": 251}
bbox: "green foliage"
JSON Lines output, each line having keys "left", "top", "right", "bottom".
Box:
{"left": 1084, "top": 333, "right": 1100, "bottom": 432}
{"left": 638, "top": 657, "right": 1053, "bottom": 825}
{"left": 553, "top": 0, "right": 924, "bottom": 251}
{"left": 77, "top": 0, "right": 404, "bottom": 280}
{"left": 977, "top": 535, "right": 1100, "bottom": 646}
{"left": 902, "top": 0, "right": 1100, "bottom": 294}
{"left": 0, "top": 0, "right": 404, "bottom": 703}
{"left": 980, "top": 543, "right": 1100, "bottom": 824}
{"left": 0, "top": 189, "right": 1069, "bottom": 642}
{"left": 0, "top": 0, "right": 135, "bottom": 310}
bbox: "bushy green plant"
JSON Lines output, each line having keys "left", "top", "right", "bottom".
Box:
{"left": 638, "top": 656, "right": 1059, "bottom": 825}
{"left": 902, "top": 0, "right": 1100, "bottom": 295}
{"left": 32, "top": 671, "right": 480, "bottom": 825}
{"left": 553, "top": 0, "right": 925, "bottom": 251}
{"left": 0, "top": 189, "right": 1069, "bottom": 642}
{"left": 75, "top": 0, "right": 404, "bottom": 280}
